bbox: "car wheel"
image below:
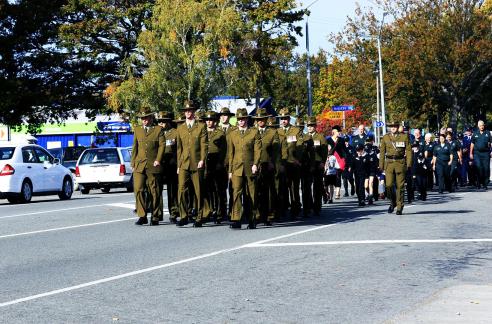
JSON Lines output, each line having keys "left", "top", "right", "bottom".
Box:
{"left": 101, "top": 187, "right": 111, "bottom": 193}
{"left": 126, "top": 177, "right": 134, "bottom": 192}
{"left": 18, "top": 180, "right": 33, "bottom": 203}
{"left": 59, "top": 177, "right": 73, "bottom": 200}
{"left": 80, "top": 187, "right": 90, "bottom": 195}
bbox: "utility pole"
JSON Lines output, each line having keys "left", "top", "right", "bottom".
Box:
{"left": 376, "top": 74, "right": 380, "bottom": 146}
{"left": 377, "top": 13, "right": 387, "bottom": 135}
{"left": 304, "top": 0, "right": 320, "bottom": 117}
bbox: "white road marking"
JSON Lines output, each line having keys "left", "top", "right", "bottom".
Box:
{"left": 0, "top": 223, "right": 335, "bottom": 307}
{"left": 0, "top": 218, "right": 134, "bottom": 240}
{"left": 247, "top": 238, "right": 492, "bottom": 248}
{"left": 108, "top": 203, "right": 170, "bottom": 215}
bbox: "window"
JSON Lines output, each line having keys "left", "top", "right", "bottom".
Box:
{"left": 63, "top": 147, "right": 86, "bottom": 161}
{"left": 22, "top": 148, "right": 38, "bottom": 163}
{"left": 34, "top": 147, "right": 53, "bottom": 163}
{"left": 79, "top": 149, "right": 120, "bottom": 165}
{"left": 121, "top": 149, "right": 131, "bottom": 162}
{"left": 0, "top": 147, "right": 15, "bottom": 160}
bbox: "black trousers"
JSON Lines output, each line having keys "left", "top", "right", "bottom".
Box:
{"left": 436, "top": 161, "right": 451, "bottom": 193}
{"left": 354, "top": 174, "right": 366, "bottom": 203}
{"left": 415, "top": 174, "right": 427, "bottom": 200}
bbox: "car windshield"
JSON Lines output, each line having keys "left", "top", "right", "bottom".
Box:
{"left": 64, "top": 147, "right": 86, "bottom": 161}
{"left": 0, "top": 147, "right": 15, "bottom": 160}
{"left": 79, "top": 149, "right": 120, "bottom": 165}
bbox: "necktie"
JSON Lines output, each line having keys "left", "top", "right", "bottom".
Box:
{"left": 188, "top": 123, "right": 192, "bottom": 129}
{"left": 241, "top": 130, "right": 245, "bottom": 135}
{"left": 144, "top": 127, "right": 148, "bottom": 134}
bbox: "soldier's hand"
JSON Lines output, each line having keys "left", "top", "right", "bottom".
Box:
{"left": 197, "top": 160, "right": 204, "bottom": 169}
{"left": 153, "top": 160, "right": 160, "bottom": 167}
{"left": 177, "top": 167, "right": 180, "bottom": 174}
{"left": 470, "top": 154, "right": 474, "bottom": 160}
{"left": 252, "top": 164, "right": 258, "bottom": 174}
{"left": 228, "top": 172, "right": 232, "bottom": 180}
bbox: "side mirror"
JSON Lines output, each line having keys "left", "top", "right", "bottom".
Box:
{"left": 53, "top": 158, "right": 61, "bottom": 164}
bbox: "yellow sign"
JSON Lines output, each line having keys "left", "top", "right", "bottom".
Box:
{"left": 322, "top": 111, "right": 343, "bottom": 119}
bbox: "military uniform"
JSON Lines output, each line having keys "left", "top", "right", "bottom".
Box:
{"left": 228, "top": 108, "right": 262, "bottom": 229}
{"left": 131, "top": 109, "right": 166, "bottom": 225}
{"left": 203, "top": 112, "right": 227, "bottom": 223}
{"left": 218, "top": 107, "right": 237, "bottom": 219}
{"left": 471, "top": 129, "right": 491, "bottom": 189}
{"left": 277, "top": 109, "right": 303, "bottom": 218}
{"left": 176, "top": 101, "right": 209, "bottom": 226}
{"left": 379, "top": 121, "right": 412, "bottom": 214}
{"left": 254, "top": 109, "right": 280, "bottom": 224}
{"left": 157, "top": 111, "right": 179, "bottom": 222}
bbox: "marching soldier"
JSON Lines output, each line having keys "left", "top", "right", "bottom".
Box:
{"left": 379, "top": 120, "right": 412, "bottom": 215}
{"left": 218, "top": 107, "right": 237, "bottom": 219}
{"left": 131, "top": 107, "right": 166, "bottom": 226}
{"left": 305, "top": 116, "right": 328, "bottom": 216}
{"left": 294, "top": 118, "right": 312, "bottom": 217}
{"left": 277, "top": 108, "right": 303, "bottom": 219}
{"left": 470, "top": 120, "right": 491, "bottom": 190}
{"left": 157, "top": 111, "right": 179, "bottom": 223}
{"left": 203, "top": 111, "right": 227, "bottom": 223}
{"left": 228, "top": 108, "right": 262, "bottom": 229}
{"left": 254, "top": 108, "right": 280, "bottom": 225}
{"left": 176, "top": 100, "right": 209, "bottom": 227}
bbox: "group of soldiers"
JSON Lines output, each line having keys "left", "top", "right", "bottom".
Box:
{"left": 130, "top": 100, "right": 491, "bottom": 228}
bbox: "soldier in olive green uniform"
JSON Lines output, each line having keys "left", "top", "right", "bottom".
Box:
{"left": 254, "top": 108, "right": 280, "bottom": 225}
{"left": 228, "top": 108, "right": 262, "bottom": 229}
{"left": 218, "top": 107, "right": 237, "bottom": 219}
{"left": 157, "top": 111, "right": 179, "bottom": 223}
{"left": 305, "top": 116, "right": 328, "bottom": 216}
{"left": 294, "top": 118, "right": 312, "bottom": 217}
{"left": 176, "top": 100, "right": 209, "bottom": 227}
{"left": 379, "top": 120, "right": 412, "bottom": 215}
{"left": 131, "top": 108, "right": 166, "bottom": 225}
{"left": 203, "top": 111, "right": 227, "bottom": 223}
{"left": 277, "top": 108, "right": 303, "bottom": 219}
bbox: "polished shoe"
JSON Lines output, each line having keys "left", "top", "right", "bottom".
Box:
{"left": 344, "top": 193, "right": 349, "bottom": 197}
{"left": 230, "top": 221, "right": 241, "bottom": 229}
{"left": 150, "top": 219, "right": 159, "bottom": 226}
{"left": 388, "top": 205, "right": 395, "bottom": 213}
{"left": 247, "top": 220, "right": 257, "bottom": 229}
{"left": 135, "top": 217, "right": 148, "bottom": 225}
{"left": 169, "top": 217, "right": 177, "bottom": 224}
{"left": 176, "top": 218, "right": 189, "bottom": 227}
{"left": 264, "top": 221, "right": 272, "bottom": 226}
{"left": 396, "top": 210, "right": 403, "bottom": 215}
{"left": 329, "top": 199, "right": 333, "bottom": 204}
{"left": 214, "top": 219, "right": 222, "bottom": 225}
{"left": 358, "top": 201, "right": 365, "bottom": 207}
{"left": 193, "top": 221, "right": 203, "bottom": 228}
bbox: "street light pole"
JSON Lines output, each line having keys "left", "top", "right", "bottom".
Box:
{"left": 304, "top": 0, "right": 320, "bottom": 117}
{"left": 377, "top": 13, "right": 387, "bottom": 135}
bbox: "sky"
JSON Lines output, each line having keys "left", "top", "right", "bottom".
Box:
{"left": 294, "top": 0, "right": 381, "bottom": 55}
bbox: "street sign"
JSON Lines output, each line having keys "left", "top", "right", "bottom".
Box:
{"left": 332, "top": 105, "right": 354, "bottom": 112}
{"left": 322, "top": 111, "right": 343, "bottom": 119}
{"left": 374, "top": 121, "right": 385, "bottom": 128}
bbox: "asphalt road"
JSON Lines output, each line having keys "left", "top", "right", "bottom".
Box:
{"left": 1, "top": 186, "right": 492, "bottom": 323}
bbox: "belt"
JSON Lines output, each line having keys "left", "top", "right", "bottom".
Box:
{"left": 385, "top": 156, "right": 404, "bottom": 160}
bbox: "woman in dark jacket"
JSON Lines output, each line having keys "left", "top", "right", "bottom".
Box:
{"left": 326, "top": 125, "right": 347, "bottom": 199}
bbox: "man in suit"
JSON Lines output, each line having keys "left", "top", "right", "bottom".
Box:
{"left": 254, "top": 108, "right": 280, "bottom": 225}
{"left": 203, "top": 111, "right": 227, "bottom": 223}
{"left": 176, "top": 100, "right": 209, "bottom": 227}
{"left": 131, "top": 107, "right": 166, "bottom": 226}
{"left": 157, "top": 111, "right": 179, "bottom": 223}
{"left": 228, "top": 108, "right": 262, "bottom": 229}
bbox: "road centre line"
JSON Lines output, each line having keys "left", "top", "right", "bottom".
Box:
{"left": 0, "top": 202, "right": 134, "bottom": 220}
{"left": 0, "top": 193, "right": 133, "bottom": 209}
{"left": 0, "top": 223, "right": 335, "bottom": 308}
{"left": 247, "top": 238, "right": 492, "bottom": 248}
{"left": 0, "top": 218, "right": 134, "bottom": 240}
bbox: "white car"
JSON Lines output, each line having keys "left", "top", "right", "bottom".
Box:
{"left": 75, "top": 147, "right": 133, "bottom": 194}
{"left": 0, "top": 142, "right": 74, "bottom": 203}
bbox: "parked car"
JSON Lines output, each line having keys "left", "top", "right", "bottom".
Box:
{"left": 0, "top": 142, "right": 74, "bottom": 203}
{"left": 75, "top": 147, "right": 133, "bottom": 194}
{"left": 48, "top": 146, "right": 86, "bottom": 191}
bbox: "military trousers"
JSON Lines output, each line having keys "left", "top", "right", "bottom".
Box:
{"left": 205, "top": 155, "right": 227, "bottom": 221}
{"left": 257, "top": 163, "right": 277, "bottom": 222}
{"left": 301, "top": 166, "right": 313, "bottom": 215}
{"left": 160, "top": 159, "right": 178, "bottom": 221}
{"left": 231, "top": 174, "right": 257, "bottom": 222}
{"left": 134, "top": 171, "right": 162, "bottom": 221}
{"left": 178, "top": 168, "right": 208, "bottom": 221}
{"left": 475, "top": 153, "right": 490, "bottom": 187}
{"left": 286, "top": 162, "right": 301, "bottom": 217}
{"left": 384, "top": 159, "right": 406, "bottom": 210}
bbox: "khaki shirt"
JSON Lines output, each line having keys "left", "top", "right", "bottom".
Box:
{"left": 176, "top": 121, "right": 208, "bottom": 171}
{"left": 379, "top": 132, "right": 412, "bottom": 169}
{"left": 277, "top": 126, "right": 302, "bottom": 164}
{"left": 228, "top": 128, "right": 262, "bottom": 176}
{"left": 131, "top": 125, "right": 165, "bottom": 174}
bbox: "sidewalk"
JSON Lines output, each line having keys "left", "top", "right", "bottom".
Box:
{"left": 390, "top": 285, "right": 492, "bottom": 323}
